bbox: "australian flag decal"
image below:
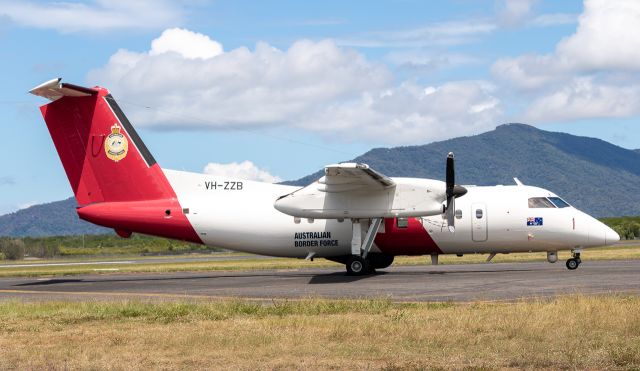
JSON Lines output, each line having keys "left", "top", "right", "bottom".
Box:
{"left": 527, "top": 217, "right": 543, "bottom": 226}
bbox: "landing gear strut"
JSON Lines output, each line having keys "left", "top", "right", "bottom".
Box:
{"left": 345, "top": 218, "right": 383, "bottom": 276}
{"left": 566, "top": 250, "right": 582, "bottom": 270}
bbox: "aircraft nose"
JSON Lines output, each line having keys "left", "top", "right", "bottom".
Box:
{"left": 589, "top": 219, "right": 619, "bottom": 246}
{"left": 605, "top": 226, "right": 620, "bottom": 245}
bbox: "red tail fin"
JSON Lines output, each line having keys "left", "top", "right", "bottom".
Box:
{"left": 32, "top": 78, "right": 173, "bottom": 205}
{"left": 31, "top": 79, "right": 201, "bottom": 243}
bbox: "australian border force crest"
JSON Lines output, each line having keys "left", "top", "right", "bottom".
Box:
{"left": 105, "top": 123, "right": 128, "bottom": 162}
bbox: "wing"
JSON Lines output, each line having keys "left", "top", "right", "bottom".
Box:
{"left": 318, "top": 163, "right": 395, "bottom": 193}
{"left": 274, "top": 163, "right": 445, "bottom": 219}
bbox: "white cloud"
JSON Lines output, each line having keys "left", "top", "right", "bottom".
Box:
{"left": 497, "top": 0, "right": 537, "bottom": 27}
{"left": 203, "top": 161, "right": 281, "bottom": 183}
{"left": 0, "top": 0, "right": 182, "bottom": 33}
{"left": 494, "top": 0, "right": 640, "bottom": 90}
{"left": 298, "top": 80, "right": 501, "bottom": 143}
{"left": 529, "top": 13, "right": 578, "bottom": 27}
{"left": 492, "top": 0, "right": 640, "bottom": 123}
{"left": 385, "top": 51, "right": 482, "bottom": 73}
{"left": 337, "top": 5, "right": 571, "bottom": 51}
{"left": 150, "top": 28, "right": 223, "bottom": 60}
{"left": 492, "top": 54, "right": 570, "bottom": 90}
{"left": 89, "top": 29, "right": 502, "bottom": 144}
{"left": 337, "top": 20, "right": 497, "bottom": 48}
{"left": 523, "top": 77, "right": 640, "bottom": 123}
{"left": 556, "top": 0, "right": 640, "bottom": 71}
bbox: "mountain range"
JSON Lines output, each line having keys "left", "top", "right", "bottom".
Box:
{"left": 0, "top": 198, "right": 109, "bottom": 236}
{"left": 1, "top": 123, "right": 639, "bottom": 236}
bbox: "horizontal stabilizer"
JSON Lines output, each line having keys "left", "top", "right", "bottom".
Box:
{"left": 29, "top": 78, "right": 97, "bottom": 101}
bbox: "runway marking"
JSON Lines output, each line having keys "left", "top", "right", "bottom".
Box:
{"left": 0, "top": 261, "right": 134, "bottom": 268}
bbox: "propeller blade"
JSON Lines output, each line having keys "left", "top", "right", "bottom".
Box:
{"left": 447, "top": 196, "right": 455, "bottom": 233}
{"left": 446, "top": 152, "right": 455, "bottom": 199}
{"left": 445, "top": 152, "right": 456, "bottom": 232}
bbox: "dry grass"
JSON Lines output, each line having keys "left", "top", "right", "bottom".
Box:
{"left": 0, "top": 244, "right": 638, "bottom": 278}
{"left": 0, "top": 295, "right": 639, "bottom": 370}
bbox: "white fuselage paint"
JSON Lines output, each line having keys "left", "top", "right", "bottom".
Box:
{"left": 164, "top": 169, "right": 618, "bottom": 258}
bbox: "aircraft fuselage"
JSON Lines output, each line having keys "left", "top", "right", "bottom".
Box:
{"left": 162, "top": 169, "right": 617, "bottom": 258}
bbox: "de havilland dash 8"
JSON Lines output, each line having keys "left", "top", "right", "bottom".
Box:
{"left": 29, "top": 78, "right": 620, "bottom": 275}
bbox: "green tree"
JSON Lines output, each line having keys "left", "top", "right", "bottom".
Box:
{"left": 0, "top": 239, "right": 25, "bottom": 260}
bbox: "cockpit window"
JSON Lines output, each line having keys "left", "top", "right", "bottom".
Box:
{"left": 528, "top": 197, "right": 556, "bottom": 208}
{"left": 548, "top": 197, "right": 571, "bottom": 208}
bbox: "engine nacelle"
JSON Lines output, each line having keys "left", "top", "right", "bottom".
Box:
{"left": 274, "top": 178, "right": 447, "bottom": 219}
{"left": 547, "top": 251, "right": 558, "bottom": 263}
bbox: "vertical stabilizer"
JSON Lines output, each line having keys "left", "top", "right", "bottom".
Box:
{"left": 31, "top": 79, "right": 201, "bottom": 243}
{"left": 32, "top": 78, "right": 174, "bottom": 205}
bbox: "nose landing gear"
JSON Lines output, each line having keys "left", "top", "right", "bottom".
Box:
{"left": 566, "top": 249, "right": 582, "bottom": 270}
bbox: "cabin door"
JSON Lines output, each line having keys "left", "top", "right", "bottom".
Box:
{"left": 472, "top": 203, "right": 488, "bottom": 242}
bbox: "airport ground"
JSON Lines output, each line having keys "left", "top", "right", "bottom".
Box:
{"left": 0, "top": 294, "right": 638, "bottom": 369}
{"left": 0, "top": 243, "right": 639, "bottom": 369}
{"left": 0, "top": 242, "right": 639, "bottom": 277}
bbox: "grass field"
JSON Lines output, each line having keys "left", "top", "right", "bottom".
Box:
{"left": 0, "top": 295, "right": 638, "bottom": 369}
{"left": 0, "top": 244, "right": 638, "bottom": 277}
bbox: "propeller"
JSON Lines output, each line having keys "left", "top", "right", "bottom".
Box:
{"left": 444, "top": 152, "right": 467, "bottom": 232}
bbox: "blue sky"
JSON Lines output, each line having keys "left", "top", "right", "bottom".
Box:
{"left": 0, "top": 0, "right": 638, "bottom": 214}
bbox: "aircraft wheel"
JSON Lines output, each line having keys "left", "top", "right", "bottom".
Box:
{"left": 566, "top": 258, "right": 580, "bottom": 270}
{"left": 346, "top": 256, "right": 371, "bottom": 276}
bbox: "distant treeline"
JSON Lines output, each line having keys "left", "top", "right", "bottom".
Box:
{"left": 0, "top": 234, "right": 223, "bottom": 260}
{"left": 600, "top": 216, "right": 640, "bottom": 240}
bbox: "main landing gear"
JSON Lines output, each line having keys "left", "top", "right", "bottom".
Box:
{"left": 343, "top": 218, "right": 395, "bottom": 276}
{"left": 343, "top": 254, "right": 395, "bottom": 275}
{"left": 566, "top": 249, "right": 582, "bottom": 270}
{"left": 346, "top": 255, "right": 372, "bottom": 276}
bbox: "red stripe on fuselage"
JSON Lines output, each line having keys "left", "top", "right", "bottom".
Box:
{"left": 375, "top": 218, "right": 442, "bottom": 255}
{"left": 76, "top": 196, "right": 202, "bottom": 244}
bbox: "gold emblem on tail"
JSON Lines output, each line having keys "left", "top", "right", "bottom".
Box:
{"left": 105, "top": 123, "right": 128, "bottom": 162}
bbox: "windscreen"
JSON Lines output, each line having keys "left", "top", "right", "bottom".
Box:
{"left": 548, "top": 197, "right": 571, "bottom": 208}
{"left": 528, "top": 197, "right": 556, "bottom": 208}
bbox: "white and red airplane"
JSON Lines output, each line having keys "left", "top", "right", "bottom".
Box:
{"left": 29, "top": 78, "right": 620, "bottom": 275}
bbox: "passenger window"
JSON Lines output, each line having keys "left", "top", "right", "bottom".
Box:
{"left": 548, "top": 197, "right": 570, "bottom": 208}
{"left": 528, "top": 197, "right": 556, "bottom": 208}
{"left": 475, "top": 209, "right": 483, "bottom": 219}
{"left": 455, "top": 209, "right": 462, "bottom": 219}
{"left": 396, "top": 218, "right": 409, "bottom": 228}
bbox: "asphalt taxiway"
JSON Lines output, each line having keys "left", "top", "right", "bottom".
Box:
{"left": 0, "top": 260, "right": 638, "bottom": 302}
{"left": 0, "top": 253, "right": 271, "bottom": 269}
